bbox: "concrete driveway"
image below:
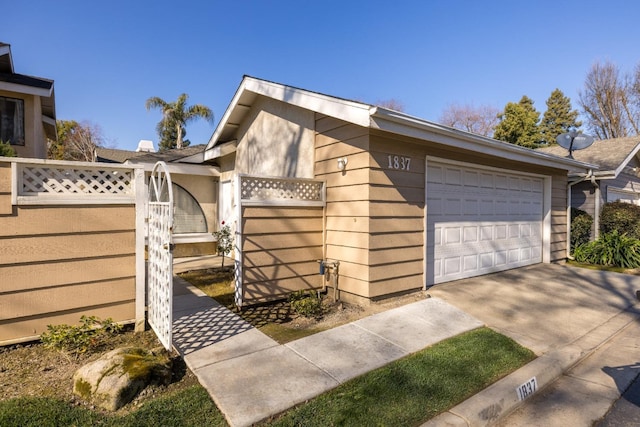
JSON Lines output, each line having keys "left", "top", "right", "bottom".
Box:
{"left": 427, "top": 263, "right": 640, "bottom": 355}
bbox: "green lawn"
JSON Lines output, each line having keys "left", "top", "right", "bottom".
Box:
{"left": 0, "top": 327, "right": 534, "bottom": 427}
{"left": 265, "top": 328, "right": 534, "bottom": 426}
{"left": 0, "top": 385, "right": 224, "bottom": 427}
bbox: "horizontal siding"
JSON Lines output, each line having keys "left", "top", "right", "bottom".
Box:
{"left": 0, "top": 302, "right": 134, "bottom": 345}
{"left": 370, "top": 275, "right": 424, "bottom": 298}
{"left": 2, "top": 278, "right": 134, "bottom": 319}
{"left": 0, "top": 205, "right": 135, "bottom": 236}
{"left": 0, "top": 203, "right": 137, "bottom": 344}
{"left": 369, "top": 260, "right": 424, "bottom": 282}
{"left": 0, "top": 163, "right": 10, "bottom": 214}
{"left": 551, "top": 174, "right": 568, "bottom": 262}
{"left": 316, "top": 118, "right": 374, "bottom": 298}
{"left": 241, "top": 206, "right": 323, "bottom": 305}
{"left": 2, "top": 255, "right": 134, "bottom": 293}
{"left": 0, "top": 231, "right": 134, "bottom": 264}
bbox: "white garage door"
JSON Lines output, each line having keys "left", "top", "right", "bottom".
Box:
{"left": 427, "top": 160, "right": 544, "bottom": 284}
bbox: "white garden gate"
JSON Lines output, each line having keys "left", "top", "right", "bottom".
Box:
{"left": 147, "top": 162, "right": 174, "bottom": 351}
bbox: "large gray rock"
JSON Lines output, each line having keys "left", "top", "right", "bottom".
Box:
{"left": 73, "top": 347, "right": 172, "bottom": 411}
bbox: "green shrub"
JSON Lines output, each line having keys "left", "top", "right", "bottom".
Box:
{"left": 600, "top": 201, "right": 640, "bottom": 240}
{"left": 0, "top": 140, "right": 16, "bottom": 157}
{"left": 40, "top": 315, "right": 123, "bottom": 356}
{"left": 571, "top": 208, "right": 593, "bottom": 251}
{"left": 289, "top": 290, "right": 323, "bottom": 318}
{"left": 573, "top": 230, "right": 640, "bottom": 268}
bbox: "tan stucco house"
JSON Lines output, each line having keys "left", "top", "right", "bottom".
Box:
{"left": 0, "top": 42, "right": 56, "bottom": 158}
{"left": 203, "top": 76, "right": 593, "bottom": 306}
{"left": 538, "top": 137, "right": 640, "bottom": 238}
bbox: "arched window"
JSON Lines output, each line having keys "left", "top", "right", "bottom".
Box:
{"left": 172, "top": 183, "right": 207, "bottom": 234}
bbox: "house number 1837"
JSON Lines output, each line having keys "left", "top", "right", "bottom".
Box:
{"left": 387, "top": 155, "right": 411, "bottom": 171}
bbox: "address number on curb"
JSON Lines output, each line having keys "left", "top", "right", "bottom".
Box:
{"left": 516, "top": 377, "right": 538, "bottom": 401}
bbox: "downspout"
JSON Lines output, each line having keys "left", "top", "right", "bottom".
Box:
{"left": 591, "top": 174, "right": 601, "bottom": 239}
{"left": 567, "top": 169, "right": 594, "bottom": 260}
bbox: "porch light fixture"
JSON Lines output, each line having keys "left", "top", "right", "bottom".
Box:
{"left": 337, "top": 157, "right": 348, "bottom": 171}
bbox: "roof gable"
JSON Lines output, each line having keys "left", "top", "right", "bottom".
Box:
{"left": 205, "top": 76, "right": 594, "bottom": 172}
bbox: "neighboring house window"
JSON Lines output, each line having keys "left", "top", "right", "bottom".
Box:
{"left": 172, "top": 183, "right": 208, "bottom": 234}
{"left": 607, "top": 187, "right": 640, "bottom": 205}
{"left": 0, "top": 96, "right": 25, "bottom": 146}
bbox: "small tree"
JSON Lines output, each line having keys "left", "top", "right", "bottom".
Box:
{"left": 49, "top": 120, "right": 105, "bottom": 161}
{"left": 539, "top": 89, "right": 582, "bottom": 145}
{"left": 494, "top": 96, "right": 542, "bottom": 148}
{"left": 213, "top": 222, "right": 233, "bottom": 268}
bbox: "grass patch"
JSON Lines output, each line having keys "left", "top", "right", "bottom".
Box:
{"left": 1, "top": 328, "right": 534, "bottom": 426}
{"left": 0, "top": 386, "right": 226, "bottom": 427}
{"left": 567, "top": 260, "right": 629, "bottom": 273}
{"left": 179, "top": 269, "right": 331, "bottom": 343}
{"left": 179, "top": 268, "right": 235, "bottom": 306}
{"left": 265, "top": 328, "right": 535, "bottom": 426}
{"left": 258, "top": 323, "right": 328, "bottom": 343}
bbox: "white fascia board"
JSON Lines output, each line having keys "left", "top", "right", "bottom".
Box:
{"left": 205, "top": 76, "right": 372, "bottom": 151}
{"left": 204, "top": 140, "right": 238, "bottom": 162}
{"left": 242, "top": 77, "right": 372, "bottom": 127}
{"left": 612, "top": 142, "right": 640, "bottom": 178}
{"left": 370, "top": 108, "right": 596, "bottom": 172}
{"left": 0, "top": 81, "right": 52, "bottom": 97}
{"left": 42, "top": 115, "right": 56, "bottom": 126}
{"left": 205, "top": 78, "right": 249, "bottom": 150}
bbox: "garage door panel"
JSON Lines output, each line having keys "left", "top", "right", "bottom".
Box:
{"left": 428, "top": 161, "right": 544, "bottom": 285}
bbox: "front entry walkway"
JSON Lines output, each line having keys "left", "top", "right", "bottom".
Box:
{"left": 171, "top": 276, "right": 483, "bottom": 427}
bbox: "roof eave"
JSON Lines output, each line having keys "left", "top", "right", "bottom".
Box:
{"left": 370, "top": 108, "right": 596, "bottom": 172}
{"left": 0, "top": 79, "right": 53, "bottom": 97}
{"left": 204, "top": 140, "right": 238, "bottom": 162}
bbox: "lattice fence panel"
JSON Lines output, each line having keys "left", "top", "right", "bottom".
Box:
{"left": 20, "top": 166, "right": 134, "bottom": 196}
{"left": 240, "top": 176, "right": 324, "bottom": 202}
{"left": 147, "top": 202, "right": 173, "bottom": 351}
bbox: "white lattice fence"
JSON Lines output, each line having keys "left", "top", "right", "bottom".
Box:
{"left": 235, "top": 175, "right": 326, "bottom": 308}
{"left": 14, "top": 161, "right": 136, "bottom": 204}
{"left": 239, "top": 175, "right": 325, "bottom": 206}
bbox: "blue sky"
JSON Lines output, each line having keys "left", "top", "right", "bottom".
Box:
{"left": 4, "top": 1, "right": 639, "bottom": 151}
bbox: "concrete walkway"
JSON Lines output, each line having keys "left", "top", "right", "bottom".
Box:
{"left": 172, "top": 263, "right": 640, "bottom": 426}
{"left": 171, "top": 276, "right": 483, "bottom": 427}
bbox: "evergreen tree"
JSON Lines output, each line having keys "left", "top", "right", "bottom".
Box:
{"left": 493, "top": 96, "right": 542, "bottom": 148}
{"left": 539, "top": 89, "right": 582, "bottom": 145}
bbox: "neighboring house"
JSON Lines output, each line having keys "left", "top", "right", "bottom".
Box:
{"left": 0, "top": 42, "right": 56, "bottom": 158}
{"left": 96, "top": 143, "right": 220, "bottom": 257}
{"left": 203, "top": 76, "right": 592, "bottom": 306}
{"left": 538, "top": 137, "right": 640, "bottom": 238}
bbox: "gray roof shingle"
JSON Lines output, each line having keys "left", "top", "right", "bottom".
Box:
{"left": 537, "top": 136, "right": 640, "bottom": 172}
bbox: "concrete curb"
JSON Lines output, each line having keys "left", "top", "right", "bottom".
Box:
{"left": 422, "top": 307, "right": 640, "bottom": 427}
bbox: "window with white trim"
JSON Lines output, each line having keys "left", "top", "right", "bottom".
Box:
{"left": 172, "top": 183, "right": 208, "bottom": 234}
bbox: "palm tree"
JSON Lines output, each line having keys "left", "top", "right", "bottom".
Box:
{"left": 145, "top": 93, "right": 213, "bottom": 150}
